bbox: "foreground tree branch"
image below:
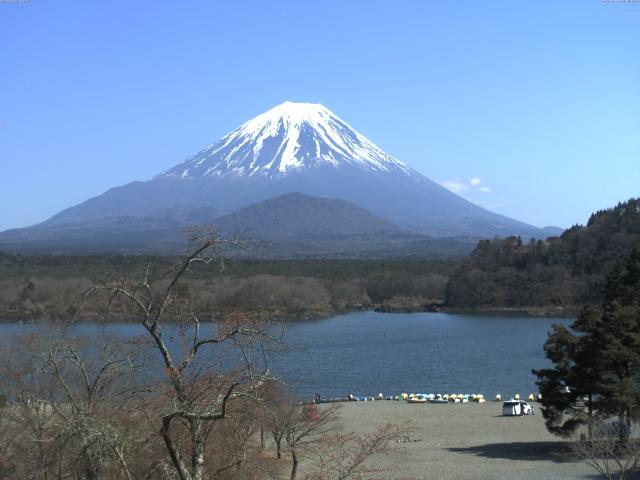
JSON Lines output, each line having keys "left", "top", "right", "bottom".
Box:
{"left": 84, "top": 230, "right": 277, "bottom": 480}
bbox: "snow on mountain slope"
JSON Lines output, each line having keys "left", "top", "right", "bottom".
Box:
{"left": 161, "top": 101, "right": 415, "bottom": 178}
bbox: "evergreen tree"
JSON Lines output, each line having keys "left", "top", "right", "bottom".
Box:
{"left": 595, "top": 248, "right": 640, "bottom": 439}
{"left": 595, "top": 301, "right": 640, "bottom": 441}
{"left": 533, "top": 306, "right": 602, "bottom": 437}
{"left": 447, "top": 198, "right": 640, "bottom": 309}
{"left": 534, "top": 249, "right": 640, "bottom": 439}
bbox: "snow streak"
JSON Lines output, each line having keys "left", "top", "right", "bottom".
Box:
{"left": 161, "top": 102, "right": 415, "bottom": 179}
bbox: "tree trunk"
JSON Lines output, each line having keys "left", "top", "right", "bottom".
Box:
{"left": 587, "top": 393, "right": 593, "bottom": 440}
{"left": 83, "top": 446, "right": 98, "bottom": 480}
{"left": 276, "top": 438, "right": 282, "bottom": 459}
{"left": 618, "top": 410, "right": 631, "bottom": 446}
{"left": 290, "top": 449, "right": 299, "bottom": 480}
{"left": 161, "top": 416, "right": 192, "bottom": 480}
{"left": 114, "top": 446, "right": 134, "bottom": 480}
{"left": 191, "top": 419, "right": 205, "bottom": 480}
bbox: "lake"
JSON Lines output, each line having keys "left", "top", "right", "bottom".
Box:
{"left": 0, "top": 311, "right": 570, "bottom": 400}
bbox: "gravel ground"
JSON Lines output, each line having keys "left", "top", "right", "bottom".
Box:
{"left": 326, "top": 400, "right": 597, "bottom": 480}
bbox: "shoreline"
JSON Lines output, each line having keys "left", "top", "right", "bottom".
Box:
{"left": 374, "top": 305, "right": 579, "bottom": 318}
{"left": 0, "top": 304, "right": 578, "bottom": 324}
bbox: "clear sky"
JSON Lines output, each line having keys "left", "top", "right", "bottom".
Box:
{"left": 1, "top": 0, "right": 638, "bottom": 231}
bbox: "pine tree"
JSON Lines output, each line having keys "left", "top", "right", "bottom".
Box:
{"left": 533, "top": 306, "right": 602, "bottom": 437}
{"left": 595, "top": 248, "right": 640, "bottom": 440}
{"left": 534, "top": 249, "right": 640, "bottom": 439}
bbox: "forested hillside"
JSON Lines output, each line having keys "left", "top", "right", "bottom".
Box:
{"left": 445, "top": 198, "right": 640, "bottom": 309}
{"left": 0, "top": 253, "right": 455, "bottom": 320}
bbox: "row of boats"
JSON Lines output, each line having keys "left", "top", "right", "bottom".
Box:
{"left": 342, "top": 392, "right": 542, "bottom": 404}
{"left": 405, "top": 393, "right": 485, "bottom": 404}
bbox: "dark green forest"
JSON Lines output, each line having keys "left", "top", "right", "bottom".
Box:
{"left": 445, "top": 198, "right": 640, "bottom": 310}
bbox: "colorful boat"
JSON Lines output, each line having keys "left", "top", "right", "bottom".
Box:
{"left": 429, "top": 394, "right": 448, "bottom": 404}
{"left": 406, "top": 396, "right": 427, "bottom": 404}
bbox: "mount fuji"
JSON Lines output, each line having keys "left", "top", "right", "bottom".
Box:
{"left": 163, "top": 101, "right": 415, "bottom": 179}
{"left": 0, "top": 101, "right": 549, "bottom": 254}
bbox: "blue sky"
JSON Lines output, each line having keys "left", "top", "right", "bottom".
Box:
{"left": 1, "top": 0, "right": 638, "bottom": 231}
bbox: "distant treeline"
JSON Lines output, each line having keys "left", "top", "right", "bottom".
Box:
{"left": 445, "top": 198, "right": 640, "bottom": 310}
{"left": 0, "top": 253, "right": 454, "bottom": 320}
{"left": 3, "top": 198, "right": 639, "bottom": 320}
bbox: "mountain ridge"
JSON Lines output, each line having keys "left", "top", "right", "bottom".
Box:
{"left": 0, "top": 193, "right": 479, "bottom": 258}
{"left": 214, "top": 192, "right": 403, "bottom": 239}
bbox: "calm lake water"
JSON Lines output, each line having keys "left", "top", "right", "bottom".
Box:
{"left": 0, "top": 311, "right": 570, "bottom": 400}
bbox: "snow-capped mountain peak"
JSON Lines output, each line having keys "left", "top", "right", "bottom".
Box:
{"left": 161, "top": 101, "right": 413, "bottom": 179}
{"left": 8, "top": 101, "right": 549, "bottom": 244}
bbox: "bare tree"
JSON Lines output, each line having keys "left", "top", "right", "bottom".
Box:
{"left": 258, "top": 382, "right": 296, "bottom": 460}
{"left": 0, "top": 329, "right": 159, "bottom": 480}
{"left": 0, "top": 233, "right": 414, "bottom": 480}
{"left": 85, "top": 232, "right": 276, "bottom": 480}
{"left": 304, "top": 422, "right": 412, "bottom": 480}
{"left": 284, "top": 403, "right": 338, "bottom": 480}
{"left": 0, "top": 393, "right": 17, "bottom": 479}
{"left": 573, "top": 417, "right": 640, "bottom": 480}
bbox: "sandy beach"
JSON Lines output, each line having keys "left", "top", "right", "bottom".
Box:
{"left": 327, "top": 400, "right": 595, "bottom": 480}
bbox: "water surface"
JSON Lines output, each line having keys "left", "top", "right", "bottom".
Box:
{"left": 0, "top": 311, "right": 570, "bottom": 400}
{"left": 267, "top": 311, "right": 570, "bottom": 399}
